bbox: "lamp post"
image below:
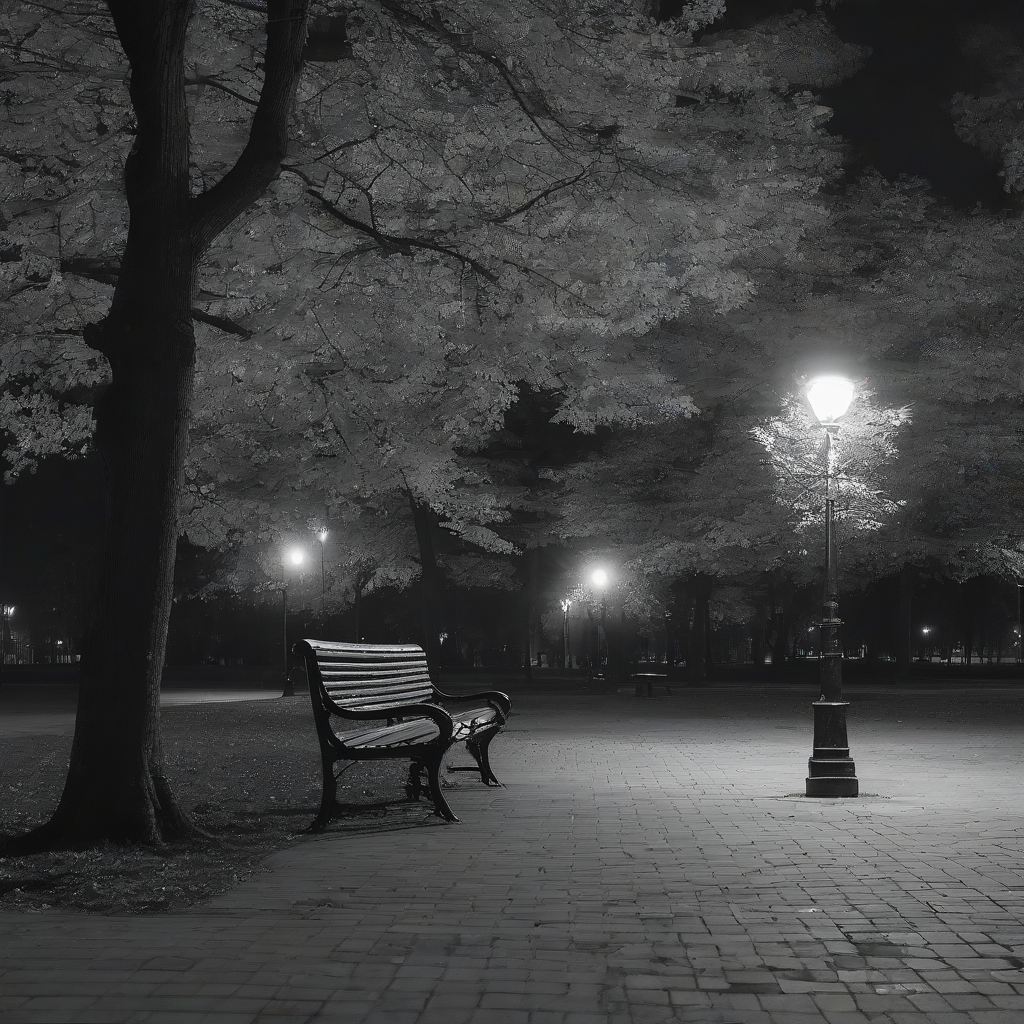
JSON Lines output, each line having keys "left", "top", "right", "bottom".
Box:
{"left": 282, "top": 547, "right": 305, "bottom": 697}
{"left": 804, "top": 376, "right": 859, "bottom": 798}
{"left": 1017, "top": 584, "right": 1022, "bottom": 666}
{"left": 591, "top": 569, "right": 609, "bottom": 666}
{"left": 561, "top": 599, "right": 572, "bottom": 669}
{"left": 0, "top": 605, "right": 12, "bottom": 682}
{"left": 317, "top": 530, "right": 328, "bottom": 632}
{"left": 921, "top": 626, "right": 931, "bottom": 662}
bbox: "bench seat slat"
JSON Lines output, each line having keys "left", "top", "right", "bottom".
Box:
{"left": 450, "top": 706, "right": 500, "bottom": 740}
{"left": 335, "top": 719, "right": 441, "bottom": 748}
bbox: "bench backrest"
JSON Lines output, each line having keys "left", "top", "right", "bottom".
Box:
{"left": 296, "top": 639, "right": 434, "bottom": 714}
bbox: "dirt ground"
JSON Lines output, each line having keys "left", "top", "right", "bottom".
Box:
{"left": 0, "top": 695, "right": 452, "bottom": 915}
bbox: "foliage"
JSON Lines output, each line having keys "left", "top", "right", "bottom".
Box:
{"left": 1, "top": 2, "right": 868, "bottom": 576}
{"left": 751, "top": 386, "right": 910, "bottom": 534}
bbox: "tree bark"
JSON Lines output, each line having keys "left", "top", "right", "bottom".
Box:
{"left": 688, "top": 572, "right": 712, "bottom": 683}
{"left": 4, "top": 0, "right": 309, "bottom": 853}
{"left": 896, "top": 566, "right": 914, "bottom": 677}
{"left": 962, "top": 579, "right": 974, "bottom": 666}
{"left": 408, "top": 494, "right": 444, "bottom": 686}
{"left": 767, "top": 571, "right": 793, "bottom": 676}
{"left": 522, "top": 546, "right": 539, "bottom": 682}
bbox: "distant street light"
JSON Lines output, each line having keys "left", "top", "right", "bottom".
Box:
{"left": 591, "top": 568, "right": 609, "bottom": 666}
{"left": 282, "top": 547, "right": 305, "bottom": 696}
{"left": 0, "top": 605, "right": 12, "bottom": 679}
{"left": 561, "top": 599, "right": 572, "bottom": 669}
{"left": 317, "top": 530, "right": 328, "bottom": 631}
{"left": 1018, "top": 585, "right": 1022, "bottom": 666}
{"left": 805, "top": 376, "right": 858, "bottom": 798}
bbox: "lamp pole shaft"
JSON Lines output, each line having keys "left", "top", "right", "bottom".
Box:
{"left": 806, "top": 426, "right": 857, "bottom": 797}
{"left": 282, "top": 583, "right": 294, "bottom": 697}
{"left": 320, "top": 541, "right": 326, "bottom": 631}
{"left": 562, "top": 608, "right": 568, "bottom": 669}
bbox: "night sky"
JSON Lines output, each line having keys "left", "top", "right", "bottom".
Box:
{"left": 3, "top": 0, "right": 1023, "bottom": 636}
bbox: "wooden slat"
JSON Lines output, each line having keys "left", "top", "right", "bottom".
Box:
{"left": 323, "top": 681, "right": 432, "bottom": 697}
{"left": 331, "top": 697, "right": 434, "bottom": 715}
{"left": 450, "top": 706, "right": 498, "bottom": 740}
{"left": 305, "top": 640, "right": 424, "bottom": 657}
{"left": 321, "top": 669, "right": 430, "bottom": 683}
{"left": 336, "top": 719, "right": 440, "bottom": 748}
{"left": 319, "top": 662, "right": 424, "bottom": 671}
{"left": 300, "top": 637, "right": 434, "bottom": 713}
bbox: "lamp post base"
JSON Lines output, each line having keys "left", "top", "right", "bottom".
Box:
{"left": 805, "top": 700, "right": 858, "bottom": 797}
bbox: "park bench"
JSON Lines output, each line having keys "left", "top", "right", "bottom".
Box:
{"left": 293, "top": 639, "right": 512, "bottom": 829}
{"left": 632, "top": 672, "right": 672, "bottom": 697}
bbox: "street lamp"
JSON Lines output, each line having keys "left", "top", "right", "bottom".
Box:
{"left": 561, "top": 599, "right": 572, "bottom": 669}
{"left": 591, "top": 569, "right": 609, "bottom": 666}
{"left": 805, "top": 376, "right": 858, "bottom": 798}
{"left": 317, "top": 530, "right": 328, "bottom": 632}
{"left": 0, "top": 605, "right": 12, "bottom": 680}
{"left": 282, "top": 547, "right": 305, "bottom": 696}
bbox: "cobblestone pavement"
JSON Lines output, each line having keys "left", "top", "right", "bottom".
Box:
{"left": 2, "top": 683, "right": 1024, "bottom": 1023}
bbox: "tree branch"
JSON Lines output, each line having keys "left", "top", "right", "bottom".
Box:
{"left": 60, "top": 256, "right": 119, "bottom": 285}
{"left": 190, "top": 308, "right": 253, "bottom": 337}
{"left": 190, "top": 0, "right": 310, "bottom": 255}
{"left": 60, "top": 258, "right": 252, "bottom": 336}
{"left": 491, "top": 169, "right": 590, "bottom": 224}
{"left": 305, "top": 183, "right": 500, "bottom": 283}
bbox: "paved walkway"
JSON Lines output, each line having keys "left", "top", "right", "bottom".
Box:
{"left": 2, "top": 685, "right": 1024, "bottom": 1023}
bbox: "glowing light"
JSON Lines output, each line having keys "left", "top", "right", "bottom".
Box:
{"left": 319, "top": 530, "right": 328, "bottom": 542}
{"left": 591, "top": 569, "right": 609, "bottom": 589}
{"left": 806, "top": 376, "right": 854, "bottom": 425}
{"left": 286, "top": 548, "right": 305, "bottom": 566}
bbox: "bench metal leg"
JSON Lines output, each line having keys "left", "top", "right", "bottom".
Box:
{"left": 308, "top": 755, "right": 339, "bottom": 832}
{"left": 474, "top": 729, "right": 503, "bottom": 786}
{"left": 445, "top": 728, "right": 503, "bottom": 786}
{"left": 405, "top": 760, "right": 425, "bottom": 802}
{"left": 423, "top": 751, "right": 459, "bottom": 822}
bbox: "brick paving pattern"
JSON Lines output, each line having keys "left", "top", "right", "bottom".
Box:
{"left": 1, "top": 683, "right": 1024, "bottom": 1023}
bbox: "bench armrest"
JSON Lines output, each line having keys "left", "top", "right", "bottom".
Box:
{"left": 326, "top": 701, "right": 455, "bottom": 746}
{"left": 434, "top": 688, "right": 511, "bottom": 721}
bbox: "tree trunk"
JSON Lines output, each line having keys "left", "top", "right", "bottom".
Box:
{"left": 409, "top": 494, "right": 444, "bottom": 686}
{"left": 767, "top": 572, "right": 793, "bottom": 676}
{"left": 688, "top": 572, "right": 712, "bottom": 683}
{"left": 4, "top": 0, "right": 309, "bottom": 853}
{"left": 522, "top": 547, "right": 539, "bottom": 682}
{"left": 896, "top": 566, "right": 914, "bottom": 677}
{"left": 352, "top": 581, "right": 363, "bottom": 643}
{"left": 602, "top": 606, "right": 631, "bottom": 684}
{"left": 750, "top": 605, "right": 766, "bottom": 668}
{"left": 962, "top": 580, "right": 973, "bottom": 666}
{"left": 586, "top": 607, "right": 597, "bottom": 670}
